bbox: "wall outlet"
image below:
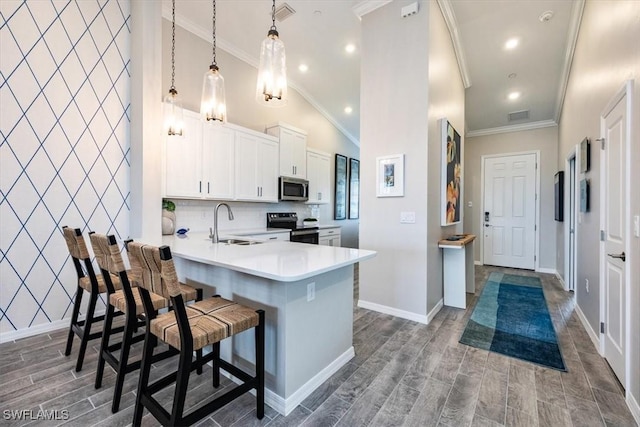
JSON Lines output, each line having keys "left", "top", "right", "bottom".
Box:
{"left": 585, "top": 278, "right": 589, "bottom": 293}
{"left": 400, "top": 211, "right": 416, "bottom": 224}
{"left": 307, "top": 282, "right": 315, "bottom": 302}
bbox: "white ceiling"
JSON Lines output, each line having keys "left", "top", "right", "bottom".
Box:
{"left": 168, "top": 0, "right": 583, "bottom": 143}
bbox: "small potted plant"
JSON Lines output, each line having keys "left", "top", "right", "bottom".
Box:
{"left": 162, "top": 199, "right": 176, "bottom": 235}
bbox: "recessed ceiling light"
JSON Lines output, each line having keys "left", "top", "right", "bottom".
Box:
{"left": 539, "top": 10, "right": 554, "bottom": 22}
{"left": 508, "top": 92, "right": 521, "bottom": 100}
{"left": 345, "top": 44, "right": 356, "bottom": 54}
{"left": 298, "top": 64, "right": 308, "bottom": 73}
{"left": 505, "top": 38, "right": 519, "bottom": 50}
{"left": 508, "top": 73, "right": 517, "bottom": 79}
{"left": 344, "top": 106, "right": 353, "bottom": 114}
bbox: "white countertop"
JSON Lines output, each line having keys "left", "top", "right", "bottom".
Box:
{"left": 155, "top": 232, "right": 375, "bottom": 282}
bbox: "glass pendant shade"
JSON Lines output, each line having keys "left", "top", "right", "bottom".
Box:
{"left": 164, "top": 88, "right": 184, "bottom": 136}
{"left": 200, "top": 65, "right": 227, "bottom": 123}
{"left": 256, "top": 30, "right": 288, "bottom": 107}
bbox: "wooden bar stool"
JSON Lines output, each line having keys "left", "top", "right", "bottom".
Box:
{"left": 127, "top": 242, "right": 265, "bottom": 426}
{"left": 88, "top": 233, "right": 204, "bottom": 413}
{"left": 62, "top": 226, "right": 124, "bottom": 372}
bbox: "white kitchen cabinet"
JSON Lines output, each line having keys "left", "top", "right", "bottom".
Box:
{"left": 319, "top": 227, "right": 341, "bottom": 247}
{"left": 165, "top": 111, "right": 203, "bottom": 198}
{"left": 234, "top": 130, "right": 279, "bottom": 202}
{"left": 243, "top": 232, "right": 290, "bottom": 242}
{"left": 306, "top": 149, "right": 331, "bottom": 204}
{"left": 165, "top": 110, "right": 234, "bottom": 200}
{"left": 266, "top": 122, "right": 307, "bottom": 179}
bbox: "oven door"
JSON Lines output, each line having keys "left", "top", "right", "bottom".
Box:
{"left": 290, "top": 229, "right": 319, "bottom": 244}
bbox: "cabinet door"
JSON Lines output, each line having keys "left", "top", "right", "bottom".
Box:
{"left": 257, "top": 138, "right": 279, "bottom": 202}
{"left": 234, "top": 131, "right": 260, "bottom": 201}
{"left": 165, "top": 112, "right": 202, "bottom": 198}
{"left": 307, "top": 151, "right": 330, "bottom": 204}
{"left": 202, "top": 125, "right": 234, "bottom": 200}
{"left": 279, "top": 128, "right": 306, "bottom": 178}
{"left": 318, "top": 236, "right": 330, "bottom": 246}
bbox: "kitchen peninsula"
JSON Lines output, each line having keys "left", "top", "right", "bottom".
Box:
{"left": 158, "top": 232, "right": 376, "bottom": 416}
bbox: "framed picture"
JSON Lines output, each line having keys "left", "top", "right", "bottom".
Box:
{"left": 334, "top": 154, "right": 347, "bottom": 220}
{"left": 554, "top": 171, "right": 564, "bottom": 221}
{"left": 348, "top": 158, "right": 359, "bottom": 219}
{"left": 376, "top": 154, "right": 404, "bottom": 197}
{"left": 580, "top": 178, "right": 590, "bottom": 212}
{"left": 580, "top": 137, "right": 590, "bottom": 173}
{"left": 440, "top": 118, "right": 462, "bottom": 225}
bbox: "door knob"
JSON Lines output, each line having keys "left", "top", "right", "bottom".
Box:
{"left": 484, "top": 223, "right": 491, "bottom": 227}
{"left": 607, "top": 252, "right": 626, "bottom": 262}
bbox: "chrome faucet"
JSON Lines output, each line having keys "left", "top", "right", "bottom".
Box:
{"left": 210, "top": 203, "right": 234, "bottom": 243}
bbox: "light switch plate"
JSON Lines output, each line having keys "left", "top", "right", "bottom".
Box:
{"left": 400, "top": 211, "right": 416, "bottom": 224}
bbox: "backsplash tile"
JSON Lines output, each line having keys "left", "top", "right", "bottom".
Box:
{"left": 0, "top": 0, "right": 131, "bottom": 336}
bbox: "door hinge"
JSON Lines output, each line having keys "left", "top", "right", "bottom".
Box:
{"left": 535, "top": 193, "right": 538, "bottom": 201}
{"left": 534, "top": 255, "right": 537, "bottom": 261}
{"left": 535, "top": 224, "right": 537, "bottom": 231}
{"left": 600, "top": 230, "right": 605, "bottom": 241}
{"left": 600, "top": 322, "right": 605, "bottom": 333}
{"left": 597, "top": 138, "right": 605, "bottom": 150}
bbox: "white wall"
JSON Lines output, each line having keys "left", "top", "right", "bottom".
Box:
{"left": 162, "top": 21, "right": 360, "bottom": 248}
{"left": 556, "top": 0, "right": 640, "bottom": 414}
{"left": 359, "top": 1, "right": 464, "bottom": 321}
{"left": 0, "top": 1, "right": 131, "bottom": 338}
{"left": 464, "top": 126, "right": 559, "bottom": 270}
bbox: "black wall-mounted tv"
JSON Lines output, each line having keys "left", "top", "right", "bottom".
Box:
{"left": 554, "top": 171, "right": 564, "bottom": 222}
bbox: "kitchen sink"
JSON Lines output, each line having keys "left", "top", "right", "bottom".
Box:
{"left": 217, "top": 239, "right": 262, "bottom": 245}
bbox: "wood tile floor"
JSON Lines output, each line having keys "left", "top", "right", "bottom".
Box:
{"left": 0, "top": 266, "right": 637, "bottom": 426}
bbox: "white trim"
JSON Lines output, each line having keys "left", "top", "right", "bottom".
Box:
{"left": 427, "top": 299, "right": 444, "bottom": 324}
{"left": 357, "top": 300, "right": 429, "bottom": 324}
{"left": 554, "top": 0, "right": 585, "bottom": 123}
{"left": 535, "top": 267, "right": 557, "bottom": 275}
{"left": 627, "top": 392, "right": 640, "bottom": 426}
{"left": 0, "top": 310, "right": 106, "bottom": 344}
{"left": 466, "top": 120, "right": 557, "bottom": 138}
{"left": 575, "top": 304, "right": 601, "bottom": 352}
{"left": 352, "top": 0, "right": 393, "bottom": 18}
{"left": 555, "top": 271, "right": 566, "bottom": 289}
{"left": 166, "top": 12, "right": 361, "bottom": 147}
{"left": 436, "top": 0, "right": 471, "bottom": 89}
{"left": 599, "top": 80, "right": 634, "bottom": 392}
{"left": 564, "top": 148, "right": 578, "bottom": 292}
{"left": 474, "top": 260, "right": 482, "bottom": 266}
{"left": 480, "top": 151, "right": 540, "bottom": 271}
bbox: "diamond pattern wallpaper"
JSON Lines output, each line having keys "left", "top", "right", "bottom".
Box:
{"left": 0, "top": 0, "right": 131, "bottom": 336}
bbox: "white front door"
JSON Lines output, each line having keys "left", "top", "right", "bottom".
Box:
{"left": 601, "top": 90, "right": 628, "bottom": 387}
{"left": 483, "top": 153, "right": 536, "bottom": 270}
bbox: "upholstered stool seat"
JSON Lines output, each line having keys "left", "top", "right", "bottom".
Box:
{"left": 128, "top": 242, "right": 265, "bottom": 427}
{"left": 79, "top": 272, "right": 122, "bottom": 293}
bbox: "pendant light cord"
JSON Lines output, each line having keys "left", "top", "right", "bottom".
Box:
{"left": 170, "top": 0, "right": 176, "bottom": 91}
{"left": 212, "top": 0, "right": 217, "bottom": 68}
{"left": 270, "top": 0, "right": 277, "bottom": 31}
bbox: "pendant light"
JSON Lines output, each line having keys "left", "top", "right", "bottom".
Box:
{"left": 164, "top": 0, "right": 184, "bottom": 136}
{"left": 200, "top": 0, "right": 227, "bottom": 123}
{"left": 255, "top": 0, "right": 287, "bottom": 106}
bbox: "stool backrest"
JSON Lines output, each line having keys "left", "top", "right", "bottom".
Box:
{"left": 126, "top": 242, "right": 181, "bottom": 299}
{"left": 89, "top": 232, "right": 126, "bottom": 275}
{"left": 62, "top": 226, "right": 98, "bottom": 290}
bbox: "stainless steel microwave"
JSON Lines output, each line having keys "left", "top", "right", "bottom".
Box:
{"left": 279, "top": 176, "right": 308, "bottom": 201}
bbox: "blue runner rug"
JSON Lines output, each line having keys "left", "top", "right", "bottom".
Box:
{"left": 459, "top": 272, "right": 566, "bottom": 371}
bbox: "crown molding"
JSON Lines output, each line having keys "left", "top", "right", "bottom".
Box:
{"left": 352, "top": 0, "right": 393, "bottom": 19}
{"left": 554, "top": 0, "right": 585, "bottom": 123}
{"left": 466, "top": 120, "right": 557, "bottom": 138}
{"left": 164, "top": 9, "right": 361, "bottom": 147}
{"left": 437, "top": 0, "right": 471, "bottom": 89}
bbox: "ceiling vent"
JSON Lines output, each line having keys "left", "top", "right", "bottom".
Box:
{"left": 508, "top": 110, "right": 530, "bottom": 122}
{"left": 275, "top": 3, "right": 296, "bottom": 22}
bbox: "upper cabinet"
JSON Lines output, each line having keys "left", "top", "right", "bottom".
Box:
{"left": 307, "top": 149, "right": 331, "bottom": 204}
{"left": 202, "top": 125, "right": 235, "bottom": 200}
{"left": 266, "top": 122, "right": 307, "bottom": 179}
{"left": 234, "top": 129, "right": 279, "bottom": 203}
{"left": 165, "top": 110, "right": 203, "bottom": 199}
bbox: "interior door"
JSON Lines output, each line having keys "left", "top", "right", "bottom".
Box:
{"left": 483, "top": 153, "right": 536, "bottom": 269}
{"left": 602, "top": 92, "right": 627, "bottom": 387}
{"left": 569, "top": 156, "right": 576, "bottom": 291}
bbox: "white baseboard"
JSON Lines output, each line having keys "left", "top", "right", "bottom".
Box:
{"left": 535, "top": 267, "right": 557, "bottom": 275}
{"left": 357, "top": 300, "right": 428, "bottom": 324}
{"left": 628, "top": 392, "right": 640, "bottom": 426}
{"left": 427, "top": 299, "right": 444, "bottom": 324}
{"left": 575, "top": 304, "right": 601, "bottom": 353}
{"left": 220, "top": 346, "right": 354, "bottom": 416}
{"left": 0, "top": 310, "right": 106, "bottom": 344}
{"left": 555, "top": 272, "right": 567, "bottom": 290}
{"left": 474, "top": 260, "right": 482, "bottom": 266}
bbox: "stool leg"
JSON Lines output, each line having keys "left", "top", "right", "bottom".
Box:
{"left": 111, "top": 308, "right": 135, "bottom": 413}
{"left": 133, "top": 333, "right": 156, "bottom": 426}
{"left": 196, "top": 348, "right": 203, "bottom": 375}
{"left": 95, "top": 302, "right": 115, "bottom": 389}
{"left": 170, "top": 347, "right": 192, "bottom": 425}
{"left": 75, "top": 292, "right": 98, "bottom": 372}
{"left": 212, "top": 342, "right": 220, "bottom": 388}
{"left": 256, "top": 310, "right": 265, "bottom": 419}
{"left": 65, "top": 286, "right": 84, "bottom": 356}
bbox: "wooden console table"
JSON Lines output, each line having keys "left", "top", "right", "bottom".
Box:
{"left": 438, "top": 234, "right": 476, "bottom": 309}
